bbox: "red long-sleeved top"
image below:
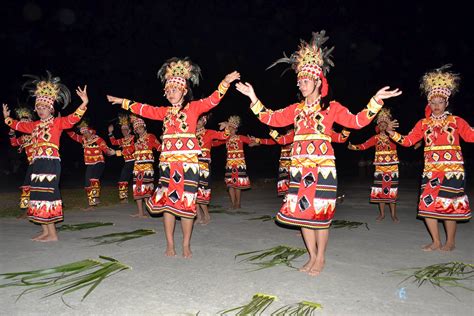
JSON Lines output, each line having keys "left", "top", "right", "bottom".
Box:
{"left": 67, "top": 131, "right": 110, "bottom": 165}
{"left": 110, "top": 135, "right": 135, "bottom": 162}
{"left": 10, "top": 134, "right": 35, "bottom": 164}
{"left": 5, "top": 107, "right": 85, "bottom": 160}
{"left": 349, "top": 133, "right": 399, "bottom": 165}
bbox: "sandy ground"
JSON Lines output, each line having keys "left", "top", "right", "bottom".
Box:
{"left": 0, "top": 178, "right": 473, "bottom": 315}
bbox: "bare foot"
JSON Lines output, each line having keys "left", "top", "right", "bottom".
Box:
{"left": 183, "top": 245, "right": 193, "bottom": 259}
{"left": 391, "top": 216, "right": 400, "bottom": 223}
{"left": 308, "top": 258, "right": 325, "bottom": 277}
{"left": 120, "top": 199, "right": 129, "bottom": 204}
{"left": 202, "top": 216, "right": 211, "bottom": 225}
{"left": 31, "top": 232, "right": 48, "bottom": 241}
{"left": 38, "top": 235, "right": 58, "bottom": 242}
{"left": 130, "top": 213, "right": 140, "bottom": 217}
{"left": 165, "top": 246, "right": 177, "bottom": 257}
{"left": 235, "top": 204, "right": 241, "bottom": 209}
{"left": 82, "top": 206, "right": 96, "bottom": 212}
{"left": 422, "top": 242, "right": 441, "bottom": 251}
{"left": 376, "top": 215, "right": 385, "bottom": 222}
{"left": 440, "top": 243, "right": 455, "bottom": 251}
{"left": 298, "top": 258, "right": 316, "bottom": 273}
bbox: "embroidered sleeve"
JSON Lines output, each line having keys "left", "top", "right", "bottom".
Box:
{"left": 333, "top": 98, "right": 383, "bottom": 129}
{"left": 389, "top": 119, "right": 424, "bottom": 147}
{"left": 348, "top": 135, "right": 376, "bottom": 150}
{"left": 250, "top": 100, "right": 297, "bottom": 127}
{"left": 456, "top": 117, "right": 474, "bottom": 142}
{"left": 66, "top": 131, "right": 83, "bottom": 143}
{"left": 122, "top": 99, "right": 168, "bottom": 121}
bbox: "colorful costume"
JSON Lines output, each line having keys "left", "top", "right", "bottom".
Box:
{"left": 251, "top": 31, "right": 383, "bottom": 229}
{"left": 8, "top": 107, "right": 35, "bottom": 209}
{"left": 390, "top": 67, "right": 473, "bottom": 221}
{"left": 268, "top": 128, "right": 350, "bottom": 196}
{"left": 120, "top": 57, "right": 230, "bottom": 218}
{"left": 196, "top": 127, "right": 229, "bottom": 204}
{"left": 130, "top": 116, "right": 161, "bottom": 199}
{"left": 67, "top": 121, "right": 111, "bottom": 206}
{"left": 109, "top": 114, "right": 135, "bottom": 201}
{"left": 348, "top": 109, "right": 399, "bottom": 203}
{"left": 5, "top": 72, "right": 85, "bottom": 223}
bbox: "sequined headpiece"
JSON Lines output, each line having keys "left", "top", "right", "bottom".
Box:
{"left": 118, "top": 113, "right": 130, "bottom": 129}
{"left": 14, "top": 106, "right": 34, "bottom": 121}
{"left": 228, "top": 115, "right": 241, "bottom": 129}
{"left": 420, "top": 64, "right": 460, "bottom": 102}
{"left": 267, "top": 30, "right": 334, "bottom": 97}
{"left": 157, "top": 57, "right": 202, "bottom": 92}
{"left": 22, "top": 71, "right": 71, "bottom": 112}
{"left": 77, "top": 119, "right": 93, "bottom": 134}
{"left": 130, "top": 114, "right": 146, "bottom": 130}
{"left": 376, "top": 108, "right": 392, "bottom": 125}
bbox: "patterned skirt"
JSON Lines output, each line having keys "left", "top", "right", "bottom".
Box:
{"left": 418, "top": 170, "right": 471, "bottom": 221}
{"left": 197, "top": 159, "right": 212, "bottom": 205}
{"left": 19, "top": 164, "right": 34, "bottom": 209}
{"left": 370, "top": 164, "right": 398, "bottom": 203}
{"left": 277, "top": 159, "right": 290, "bottom": 196}
{"left": 146, "top": 154, "right": 199, "bottom": 218}
{"left": 276, "top": 162, "right": 337, "bottom": 230}
{"left": 225, "top": 159, "right": 251, "bottom": 189}
{"left": 28, "top": 158, "right": 63, "bottom": 224}
{"left": 133, "top": 161, "right": 155, "bottom": 199}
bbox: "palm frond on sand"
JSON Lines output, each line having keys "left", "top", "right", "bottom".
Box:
{"left": 0, "top": 256, "right": 130, "bottom": 303}
{"left": 83, "top": 229, "right": 156, "bottom": 246}
{"left": 331, "top": 220, "right": 369, "bottom": 230}
{"left": 235, "top": 245, "right": 306, "bottom": 271}
{"left": 57, "top": 222, "right": 114, "bottom": 231}
{"left": 219, "top": 293, "right": 277, "bottom": 315}
{"left": 271, "top": 300, "right": 323, "bottom": 315}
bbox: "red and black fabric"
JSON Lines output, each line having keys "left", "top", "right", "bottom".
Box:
{"left": 132, "top": 133, "right": 161, "bottom": 200}
{"left": 28, "top": 159, "right": 63, "bottom": 224}
{"left": 84, "top": 162, "right": 105, "bottom": 206}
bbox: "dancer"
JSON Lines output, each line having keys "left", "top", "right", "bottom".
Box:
{"left": 195, "top": 114, "right": 230, "bottom": 224}
{"left": 109, "top": 113, "right": 135, "bottom": 203}
{"left": 387, "top": 65, "right": 473, "bottom": 251}
{"left": 348, "top": 108, "right": 400, "bottom": 222}
{"left": 129, "top": 115, "right": 161, "bottom": 218}
{"left": 8, "top": 106, "right": 35, "bottom": 218}
{"left": 67, "top": 120, "right": 115, "bottom": 210}
{"left": 3, "top": 71, "right": 88, "bottom": 241}
{"left": 236, "top": 30, "right": 401, "bottom": 276}
{"left": 107, "top": 57, "right": 240, "bottom": 258}
{"left": 213, "top": 115, "right": 259, "bottom": 210}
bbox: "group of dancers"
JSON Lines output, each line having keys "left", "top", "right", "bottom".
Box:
{"left": 3, "top": 30, "right": 472, "bottom": 276}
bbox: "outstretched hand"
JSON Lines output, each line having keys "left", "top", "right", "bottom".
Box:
{"left": 2, "top": 103, "right": 10, "bottom": 119}
{"left": 107, "top": 95, "right": 124, "bottom": 105}
{"left": 107, "top": 148, "right": 116, "bottom": 156}
{"left": 374, "top": 86, "right": 402, "bottom": 102}
{"left": 235, "top": 82, "right": 258, "bottom": 104}
{"left": 108, "top": 124, "right": 114, "bottom": 134}
{"left": 224, "top": 71, "right": 241, "bottom": 85}
{"left": 218, "top": 121, "right": 228, "bottom": 131}
{"left": 76, "top": 85, "right": 88, "bottom": 108}
{"left": 386, "top": 119, "right": 399, "bottom": 134}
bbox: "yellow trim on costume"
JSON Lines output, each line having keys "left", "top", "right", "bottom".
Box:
{"left": 294, "top": 134, "right": 331, "bottom": 142}
{"left": 34, "top": 142, "right": 59, "bottom": 150}
{"left": 218, "top": 81, "right": 229, "bottom": 96}
{"left": 269, "top": 129, "right": 279, "bottom": 139}
{"left": 291, "top": 157, "right": 335, "bottom": 168}
{"left": 162, "top": 133, "right": 196, "bottom": 139}
{"left": 391, "top": 132, "right": 402, "bottom": 142}
{"left": 74, "top": 107, "right": 86, "bottom": 117}
{"left": 424, "top": 163, "right": 464, "bottom": 172}
{"left": 250, "top": 100, "right": 264, "bottom": 115}
{"left": 5, "top": 117, "right": 13, "bottom": 126}
{"left": 367, "top": 97, "right": 383, "bottom": 113}
{"left": 375, "top": 150, "right": 397, "bottom": 155}
{"left": 424, "top": 145, "right": 461, "bottom": 152}
{"left": 121, "top": 99, "right": 131, "bottom": 111}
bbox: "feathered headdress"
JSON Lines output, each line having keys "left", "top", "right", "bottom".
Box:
{"left": 157, "top": 57, "right": 202, "bottom": 92}
{"left": 130, "top": 114, "right": 146, "bottom": 130}
{"left": 267, "top": 30, "right": 335, "bottom": 97}
{"left": 14, "top": 106, "right": 34, "bottom": 121}
{"left": 376, "top": 108, "right": 392, "bottom": 125}
{"left": 227, "top": 115, "right": 241, "bottom": 129}
{"left": 22, "top": 70, "right": 71, "bottom": 111}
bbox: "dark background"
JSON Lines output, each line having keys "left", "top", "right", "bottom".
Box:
{"left": 1, "top": 0, "right": 472, "bottom": 190}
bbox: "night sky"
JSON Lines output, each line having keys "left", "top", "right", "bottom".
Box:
{"left": 1, "top": 1, "right": 472, "bottom": 187}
